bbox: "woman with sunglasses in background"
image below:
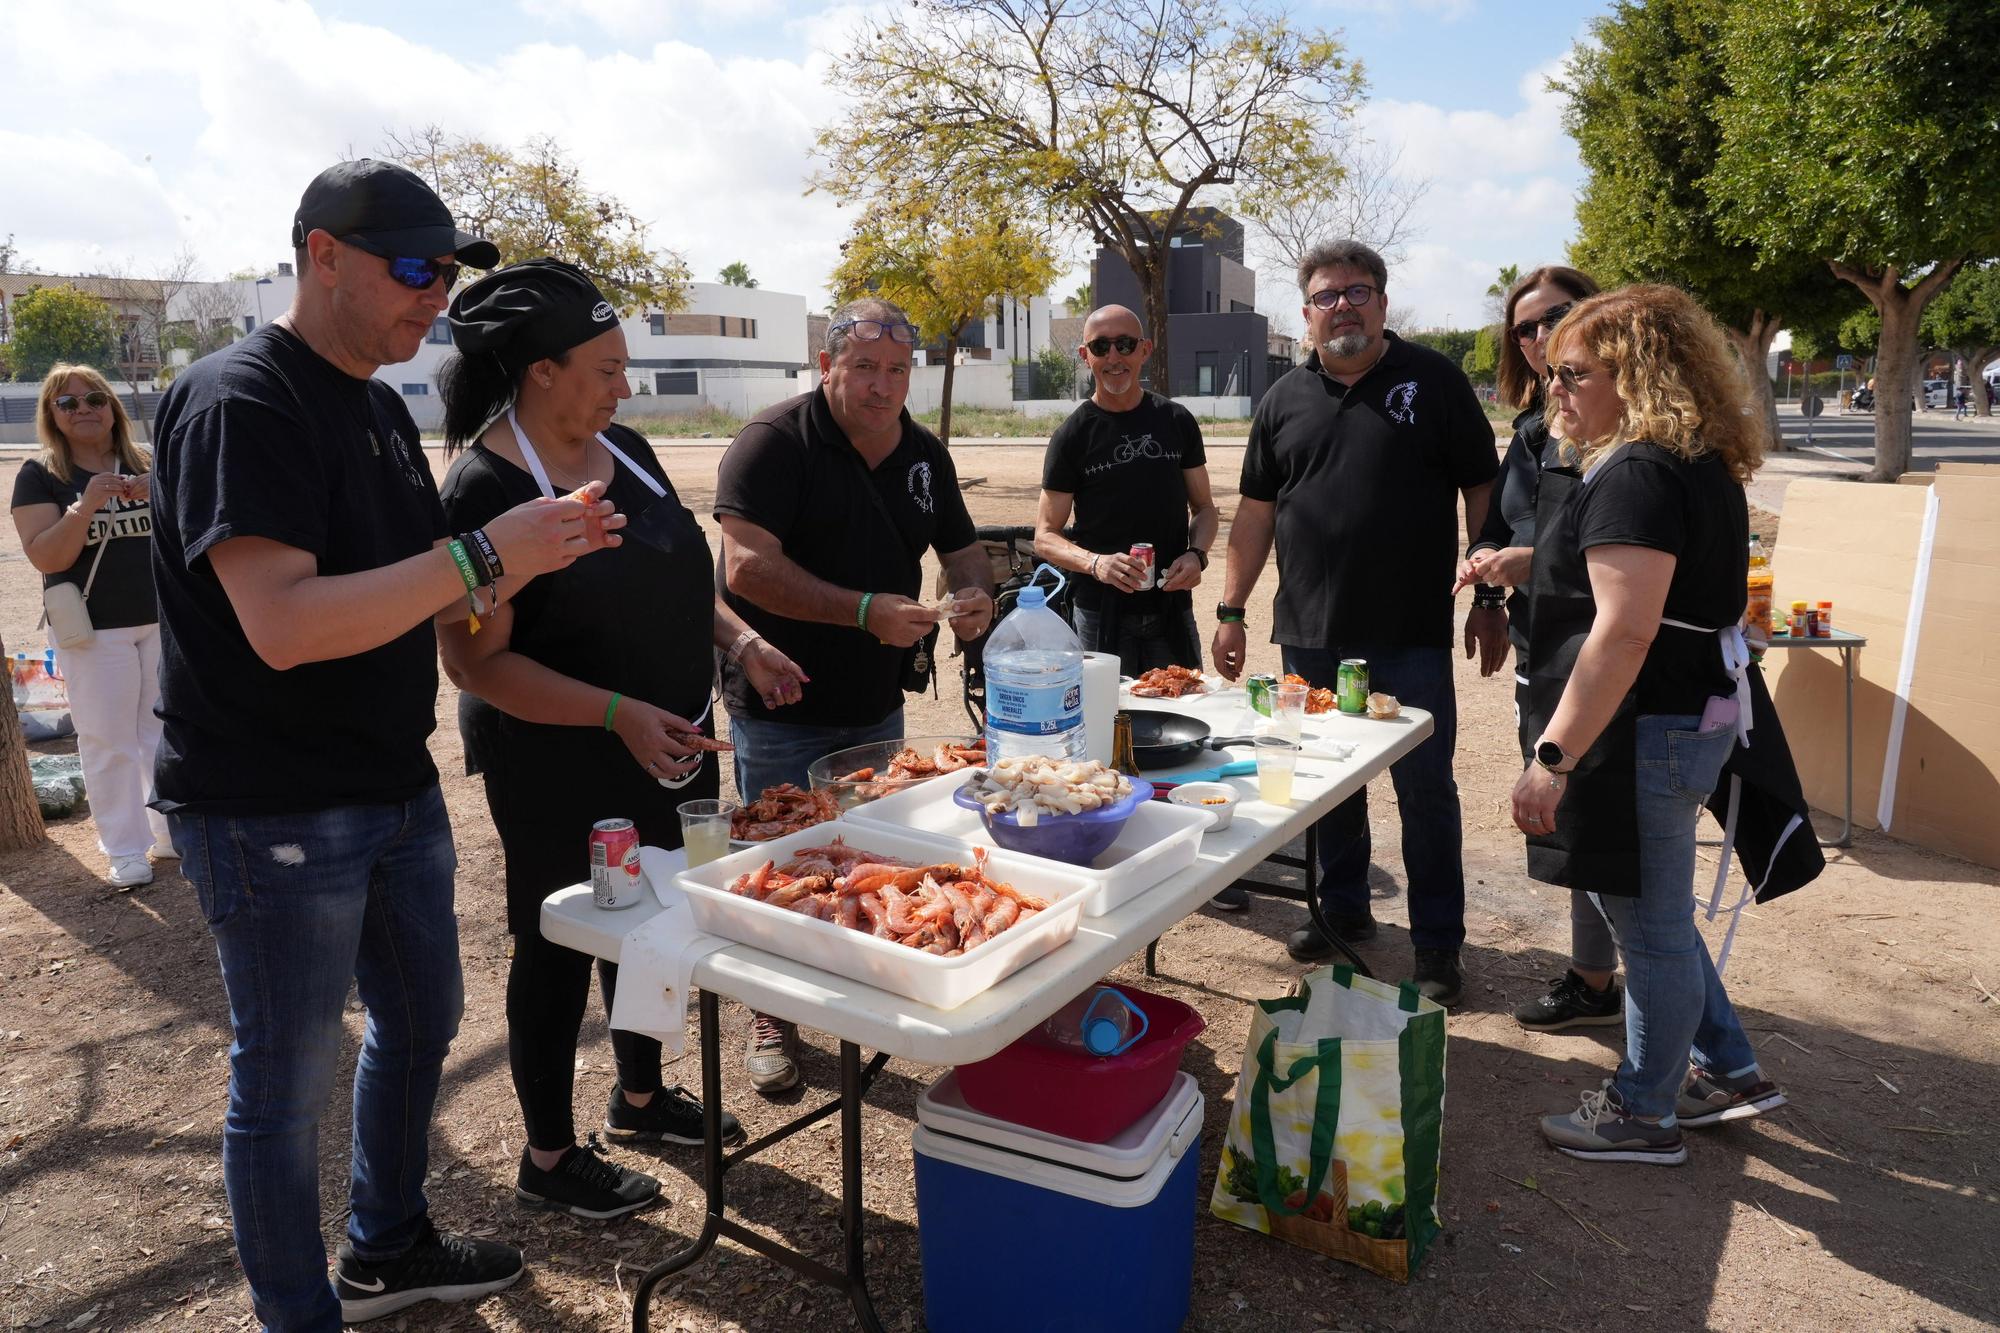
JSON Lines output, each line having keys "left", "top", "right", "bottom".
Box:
{"left": 436, "top": 260, "right": 806, "bottom": 1220}
{"left": 11, "top": 364, "right": 173, "bottom": 887}
{"left": 1514, "top": 284, "right": 1783, "bottom": 1165}
{"left": 1453, "top": 266, "right": 1625, "bottom": 1034}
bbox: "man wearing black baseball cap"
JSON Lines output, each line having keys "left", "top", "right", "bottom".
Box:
{"left": 151, "top": 160, "right": 622, "bottom": 1330}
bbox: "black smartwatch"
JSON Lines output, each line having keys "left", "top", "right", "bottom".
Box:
{"left": 1534, "top": 738, "right": 1575, "bottom": 774}
{"left": 1216, "top": 602, "right": 1246, "bottom": 623}
{"left": 1190, "top": 547, "right": 1210, "bottom": 571}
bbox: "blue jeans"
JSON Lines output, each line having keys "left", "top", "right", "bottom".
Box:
{"left": 173, "top": 787, "right": 463, "bottom": 1333}
{"left": 1072, "top": 601, "right": 1202, "bottom": 676}
{"left": 728, "top": 707, "right": 906, "bottom": 798}
{"left": 1590, "top": 716, "right": 1760, "bottom": 1120}
{"left": 1283, "top": 645, "right": 1464, "bottom": 952}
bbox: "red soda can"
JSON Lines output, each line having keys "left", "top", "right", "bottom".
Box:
{"left": 1129, "top": 542, "right": 1155, "bottom": 590}
{"left": 589, "top": 818, "right": 644, "bottom": 910}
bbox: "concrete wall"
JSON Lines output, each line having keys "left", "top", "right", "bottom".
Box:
{"left": 790, "top": 362, "right": 1016, "bottom": 416}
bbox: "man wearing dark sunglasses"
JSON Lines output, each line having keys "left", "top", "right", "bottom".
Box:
{"left": 1211, "top": 239, "right": 1498, "bottom": 1004}
{"left": 148, "top": 160, "right": 615, "bottom": 1330}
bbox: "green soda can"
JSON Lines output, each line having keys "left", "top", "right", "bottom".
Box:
{"left": 1337, "top": 659, "right": 1369, "bottom": 714}
{"left": 1246, "top": 673, "right": 1278, "bottom": 717}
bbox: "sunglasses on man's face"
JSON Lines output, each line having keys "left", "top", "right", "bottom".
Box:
{"left": 1084, "top": 334, "right": 1142, "bottom": 357}
{"left": 832, "top": 318, "right": 920, "bottom": 345}
{"left": 1510, "top": 302, "right": 1574, "bottom": 344}
{"left": 54, "top": 391, "right": 111, "bottom": 413}
{"left": 340, "top": 236, "right": 461, "bottom": 293}
{"left": 1307, "top": 284, "right": 1377, "bottom": 310}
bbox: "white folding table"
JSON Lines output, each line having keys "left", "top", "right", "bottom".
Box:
{"left": 542, "top": 691, "right": 1432, "bottom": 1331}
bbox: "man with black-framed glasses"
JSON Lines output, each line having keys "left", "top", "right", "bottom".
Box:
{"left": 149, "top": 160, "right": 614, "bottom": 1330}
{"left": 1211, "top": 239, "right": 1498, "bottom": 1004}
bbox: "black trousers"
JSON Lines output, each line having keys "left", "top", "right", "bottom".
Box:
{"left": 506, "top": 928, "right": 662, "bottom": 1150}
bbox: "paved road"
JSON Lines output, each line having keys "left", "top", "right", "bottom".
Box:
{"left": 1776, "top": 398, "right": 2000, "bottom": 471}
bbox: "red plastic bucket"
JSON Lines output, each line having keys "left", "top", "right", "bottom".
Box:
{"left": 954, "top": 985, "right": 1207, "bottom": 1143}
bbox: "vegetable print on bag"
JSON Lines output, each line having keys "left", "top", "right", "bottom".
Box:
{"left": 1210, "top": 965, "right": 1447, "bottom": 1283}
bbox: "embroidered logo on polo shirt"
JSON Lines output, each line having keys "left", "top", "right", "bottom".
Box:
{"left": 907, "top": 460, "right": 935, "bottom": 513}
{"left": 591, "top": 301, "right": 615, "bottom": 323}
{"left": 1385, "top": 380, "right": 1419, "bottom": 424}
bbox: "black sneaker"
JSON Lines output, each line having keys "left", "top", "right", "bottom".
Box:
{"left": 605, "top": 1084, "right": 745, "bottom": 1147}
{"left": 334, "top": 1218, "right": 524, "bottom": 1324}
{"left": 1514, "top": 971, "right": 1623, "bottom": 1032}
{"left": 1411, "top": 949, "right": 1464, "bottom": 1007}
{"left": 1209, "top": 884, "right": 1250, "bottom": 912}
{"left": 1286, "top": 910, "right": 1377, "bottom": 962}
{"left": 514, "top": 1134, "right": 662, "bottom": 1221}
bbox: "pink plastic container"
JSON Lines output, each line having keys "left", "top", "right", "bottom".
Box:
{"left": 954, "top": 985, "right": 1207, "bottom": 1143}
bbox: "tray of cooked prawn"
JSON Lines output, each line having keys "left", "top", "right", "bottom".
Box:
{"left": 674, "top": 821, "right": 1092, "bottom": 1009}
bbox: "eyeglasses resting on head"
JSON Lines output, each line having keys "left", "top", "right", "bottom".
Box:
{"left": 1509, "top": 302, "right": 1574, "bottom": 344}
{"left": 831, "top": 318, "right": 920, "bottom": 346}
{"left": 1306, "top": 284, "right": 1378, "bottom": 310}
{"left": 1083, "top": 334, "right": 1142, "bottom": 357}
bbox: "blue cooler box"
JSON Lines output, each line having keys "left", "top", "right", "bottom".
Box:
{"left": 913, "top": 1070, "right": 1203, "bottom": 1332}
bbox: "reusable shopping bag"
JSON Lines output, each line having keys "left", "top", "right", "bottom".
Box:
{"left": 1210, "top": 965, "right": 1446, "bottom": 1283}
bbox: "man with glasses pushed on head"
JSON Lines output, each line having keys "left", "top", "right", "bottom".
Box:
{"left": 150, "top": 160, "right": 622, "bottom": 1330}
{"left": 1209, "top": 240, "right": 1498, "bottom": 1006}
{"left": 714, "top": 296, "right": 995, "bottom": 1094}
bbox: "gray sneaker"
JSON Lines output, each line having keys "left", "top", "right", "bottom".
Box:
{"left": 745, "top": 1013, "right": 800, "bottom": 1094}
{"left": 1676, "top": 1066, "right": 1787, "bottom": 1127}
{"left": 1540, "top": 1082, "right": 1687, "bottom": 1165}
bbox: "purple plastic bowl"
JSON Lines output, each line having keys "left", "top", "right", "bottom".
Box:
{"left": 952, "top": 776, "right": 1154, "bottom": 865}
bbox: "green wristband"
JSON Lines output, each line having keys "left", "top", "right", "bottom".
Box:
{"left": 603, "top": 692, "right": 622, "bottom": 731}
{"left": 1217, "top": 612, "right": 1245, "bottom": 624}
{"left": 446, "top": 538, "right": 479, "bottom": 593}
{"left": 856, "top": 591, "right": 875, "bottom": 631}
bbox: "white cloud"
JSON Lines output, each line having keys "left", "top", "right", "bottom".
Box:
{"left": 516, "top": 0, "right": 784, "bottom": 42}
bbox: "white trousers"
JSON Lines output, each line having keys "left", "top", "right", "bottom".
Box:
{"left": 55, "top": 623, "right": 170, "bottom": 859}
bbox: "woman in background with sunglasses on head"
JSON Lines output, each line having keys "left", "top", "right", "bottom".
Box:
{"left": 1452, "top": 266, "right": 1626, "bottom": 1034}
{"left": 1514, "top": 284, "right": 1783, "bottom": 1166}
{"left": 11, "top": 364, "right": 173, "bottom": 887}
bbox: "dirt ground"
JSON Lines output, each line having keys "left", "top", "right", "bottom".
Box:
{"left": 1, "top": 441, "right": 1996, "bottom": 1333}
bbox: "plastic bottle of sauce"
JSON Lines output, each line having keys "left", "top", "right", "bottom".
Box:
{"left": 1815, "top": 600, "right": 1833, "bottom": 637}
{"left": 1788, "top": 600, "right": 1810, "bottom": 638}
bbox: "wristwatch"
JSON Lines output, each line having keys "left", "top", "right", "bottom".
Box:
{"left": 1216, "top": 602, "right": 1246, "bottom": 623}
{"left": 1534, "top": 737, "right": 1577, "bottom": 774}
{"left": 1190, "top": 548, "right": 1210, "bottom": 570}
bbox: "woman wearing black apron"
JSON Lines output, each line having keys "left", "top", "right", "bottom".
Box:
{"left": 1457, "top": 266, "right": 1625, "bottom": 1033}
{"left": 1510, "top": 285, "right": 1785, "bottom": 1166}
{"left": 436, "top": 261, "right": 806, "bottom": 1219}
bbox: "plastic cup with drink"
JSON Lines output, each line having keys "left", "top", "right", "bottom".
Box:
{"left": 1254, "top": 736, "right": 1300, "bottom": 805}
{"left": 677, "top": 797, "right": 739, "bottom": 868}
{"left": 1267, "top": 682, "right": 1308, "bottom": 741}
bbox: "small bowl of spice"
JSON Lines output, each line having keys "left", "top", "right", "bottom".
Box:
{"left": 1167, "top": 781, "right": 1239, "bottom": 831}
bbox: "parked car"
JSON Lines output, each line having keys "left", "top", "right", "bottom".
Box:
{"left": 1922, "top": 378, "right": 1954, "bottom": 409}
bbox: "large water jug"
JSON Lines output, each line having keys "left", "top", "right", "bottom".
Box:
{"left": 983, "top": 564, "right": 1087, "bottom": 763}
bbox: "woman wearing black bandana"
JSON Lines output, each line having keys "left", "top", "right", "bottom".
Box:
{"left": 437, "top": 260, "right": 806, "bottom": 1220}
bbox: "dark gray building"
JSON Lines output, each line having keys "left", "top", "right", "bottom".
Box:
{"left": 1088, "top": 208, "right": 1277, "bottom": 404}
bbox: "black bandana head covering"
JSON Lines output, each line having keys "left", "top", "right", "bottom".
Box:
{"left": 447, "top": 258, "right": 619, "bottom": 374}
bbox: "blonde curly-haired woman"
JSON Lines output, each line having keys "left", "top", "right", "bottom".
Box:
{"left": 10, "top": 363, "right": 173, "bottom": 886}
{"left": 1511, "top": 285, "right": 1785, "bottom": 1165}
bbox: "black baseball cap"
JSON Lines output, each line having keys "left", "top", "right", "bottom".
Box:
{"left": 290, "top": 159, "right": 499, "bottom": 268}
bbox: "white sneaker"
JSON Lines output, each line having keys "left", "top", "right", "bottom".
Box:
{"left": 148, "top": 843, "right": 180, "bottom": 862}
{"left": 108, "top": 855, "right": 154, "bottom": 889}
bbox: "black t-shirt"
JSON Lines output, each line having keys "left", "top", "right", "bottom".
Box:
{"left": 1041, "top": 391, "right": 1206, "bottom": 615}
{"left": 1471, "top": 403, "right": 1562, "bottom": 647}
{"left": 713, "top": 388, "right": 977, "bottom": 728}
{"left": 1240, "top": 334, "right": 1499, "bottom": 649}
{"left": 1574, "top": 441, "right": 1746, "bottom": 715}
{"left": 441, "top": 426, "right": 717, "bottom": 777}
{"left": 149, "top": 323, "right": 448, "bottom": 813}
{"left": 10, "top": 459, "right": 156, "bottom": 629}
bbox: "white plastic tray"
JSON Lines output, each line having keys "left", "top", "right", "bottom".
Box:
{"left": 841, "top": 771, "right": 1210, "bottom": 916}
{"left": 673, "top": 819, "right": 1090, "bottom": 1010}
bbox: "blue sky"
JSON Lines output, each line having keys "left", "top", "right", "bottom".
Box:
{"left": 3, "top": 0, "right": 1613, "bottom": 330}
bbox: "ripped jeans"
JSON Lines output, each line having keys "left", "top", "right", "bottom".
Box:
{"left": 172, "top": 786, "right": 463, "bottom": 1333}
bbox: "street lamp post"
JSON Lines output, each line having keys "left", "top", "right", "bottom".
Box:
{"left": 253, "top": 276, "right": 273, "bottom": 329}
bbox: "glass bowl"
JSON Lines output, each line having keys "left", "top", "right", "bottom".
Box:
{"left": 805, "top": 735, "right": 984, "bottom": 811}
{"left": 952, "top": 776, "right": 1154, "bottom": 865}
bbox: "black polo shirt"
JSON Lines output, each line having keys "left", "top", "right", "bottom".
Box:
{"left": 1240, "top": 333, "right": 1498, "bottom": 650}
{"left": 714, "top": 388, "right": 977, "bottom": 728}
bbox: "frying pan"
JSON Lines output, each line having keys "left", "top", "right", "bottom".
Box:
{"left": 1125, "top": 710, "right": 1256, "bottom": 770}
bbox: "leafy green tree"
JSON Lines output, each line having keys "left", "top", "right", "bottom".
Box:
{"left": 0, "top": 234, "right": 27, "bottom": 275}
{"left": 1, "top": 284, "right": 120, "bottom": 381}
{"left": 718, "top": 261, "right": 758, "bottom": 288}
{"left": 1921, "top": 262, "right": 2000, "bottom": 415}
{"left": 385, "top": 127, "right": 690, "bottom": 315}
{"left": 1405, "top": 327, "right": 1476, "bottom": 367}
{"left": 816, "top": 0, "right": 1363, "bottom": 398}
{"left": 1063, "top": 277, "right": 1093, "bottom": 317}
{"left": 1560, "top": 0, "right": 1853, "bottom": 450}
{"left": 829, "top": 200, "right": 1060, "bottom": 447}
{"left": 1461, "top": 326, "right": 1499, "bottom": 384}
{"left": 1708, "top": 0, "right": 2000, "bottom": 479}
